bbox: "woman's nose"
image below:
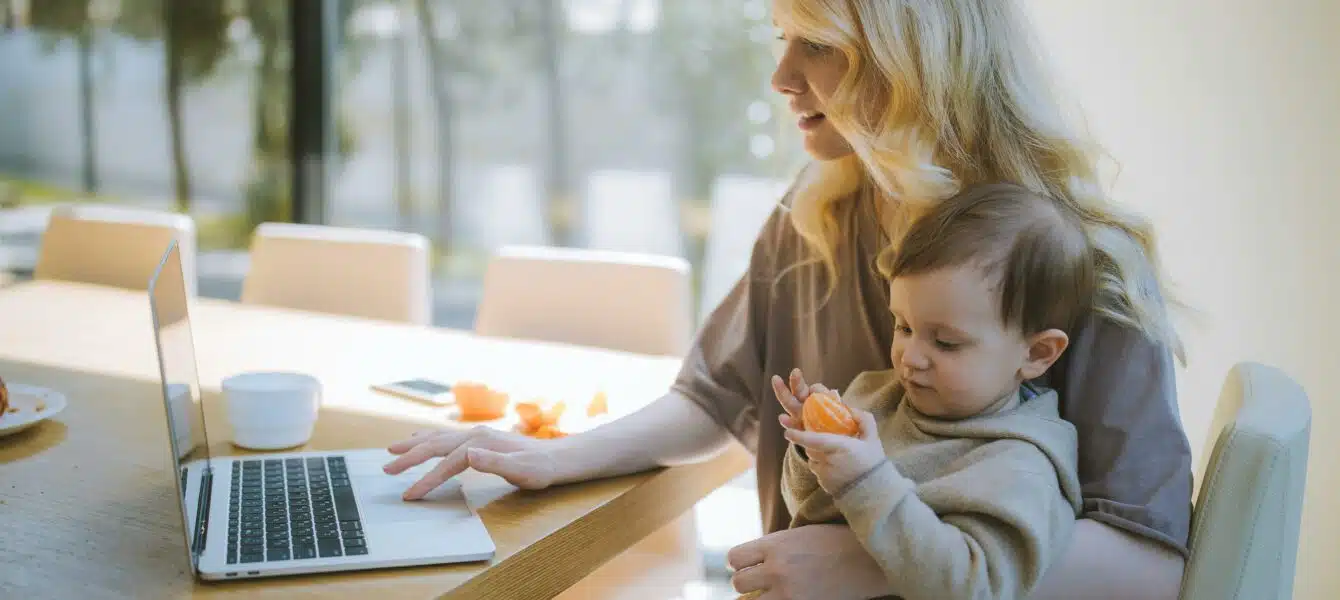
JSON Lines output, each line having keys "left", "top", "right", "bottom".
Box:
{"left": 771, "top": 49, "right": 805, "bottom": 96}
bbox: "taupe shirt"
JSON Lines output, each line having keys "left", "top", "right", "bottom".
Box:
{"left": 671, "top": 189, "right": 1193, "bottom": 555}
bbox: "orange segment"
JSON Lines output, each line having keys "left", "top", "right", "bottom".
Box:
{"left": 802, "top": 390, "right": 860, "bottom": 437}
{"left": 454, "top": 381, "right": 509, "bottom": 421}
{"left": 587, "top": 391, "right": 608, "bottom": 417}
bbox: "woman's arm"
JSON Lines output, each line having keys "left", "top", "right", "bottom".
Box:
{"left": 726, "top": 518, "right": 1183, "bottom": 600}
{"left": 1030, "top": 519, "right": 1185, "bottom": 600}
{"left": 384, "top": 390, "right": 735, "bottom": 497}
{"left": 549, "top": 390, "right": 736, "bottom": 483}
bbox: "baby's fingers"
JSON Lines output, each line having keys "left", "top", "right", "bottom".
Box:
{"left": 788, "top": 368, "right": 811, "bottom": 401}
{"left": 772, "top": 375, "right": 804, "bottom": 417}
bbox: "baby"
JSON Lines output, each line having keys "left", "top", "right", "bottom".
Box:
{"left": 774, "top": 183, "right": 1094, "bottom": 600}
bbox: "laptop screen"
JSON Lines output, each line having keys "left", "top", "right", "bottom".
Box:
{"left": 148, "top": 239, "right": 214, "bottom": 572}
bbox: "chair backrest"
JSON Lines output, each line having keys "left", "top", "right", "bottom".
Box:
{"left": 1181, "top": 362, "right": 1311, "bottom": 600}
{"left": 35, "top": 203, "right": 198, "bottom": 295}
{"left": 475, "top": 245, "right": 693, "bottom": 357}
{"left": 240, "top": 222, "right": 432, "bottom": 325}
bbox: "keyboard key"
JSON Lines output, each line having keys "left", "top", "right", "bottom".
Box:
{"left": 332, "top": 488, "right": 360, "bottom": 522}
{"left": 344, "top": 546, "right": 368, "bottom": 556}
{"left": 267, "top": 548, "right": 291, "bottom": 561}
{"left": 318, "top": 542, "right": 342, "bottom": 558}
{"left": 293, "top": 543, "right": 317, "bottom": 559}
{"left": 340, "top": 521, "right": 362, "bottom": 533}
{"left": 343, "top": 538, "right": 365, "bottom": 548}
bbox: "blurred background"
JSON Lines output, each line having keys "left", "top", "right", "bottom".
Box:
{"left": 0, "top": 0, "right": 801, "bottom": 328}
{"left": 2, "top": 0, "right": 1338, "bottom": 598}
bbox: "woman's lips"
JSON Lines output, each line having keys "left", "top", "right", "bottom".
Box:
{"left": 798, "top": 113, "right": 826, "bottom": 131}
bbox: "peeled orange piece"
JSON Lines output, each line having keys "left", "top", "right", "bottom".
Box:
{"left": 531, "top": 424, "right": 568, "bottom": 439}
{"left": 802, "top": 390, "right": 860, "bottom": 437}
{"left": 586, "top": 391, "right": 608, "bottom": 417}
{"left": 515, "top": 399, "right": 567, "bottom": 436}
{"left": 454, "top": 382, "right": 509, "bottom": 421}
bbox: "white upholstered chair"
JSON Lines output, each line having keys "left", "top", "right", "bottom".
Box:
{"left": 35, "top": 203, "right": 198, "bottom": 295}
{"left": 240, "top": 222, "right": 432, "bottom": 325}
{"left": 475, "top": 245, "right": 694, "bottom": 357}
{"left": 476, "top": 244, "right": 702, "bottom": 599}
{"left": 1180, "top": 361, "right": 1311, "bottom": 600}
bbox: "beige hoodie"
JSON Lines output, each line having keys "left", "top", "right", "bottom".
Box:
{"left": 782, "top": 369, "right": 1083, "bottom": 600}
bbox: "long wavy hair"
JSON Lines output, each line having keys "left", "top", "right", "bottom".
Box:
{"left": 775, "top": 0, "right": 1185, "bottom": 362}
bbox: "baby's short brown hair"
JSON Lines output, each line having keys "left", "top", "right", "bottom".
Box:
{"left": 878, "top": 183, "right": 1096, "bottom": 335}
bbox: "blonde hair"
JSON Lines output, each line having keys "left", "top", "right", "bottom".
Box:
{"left": 775, "top": 0, "right": 1185, "bottom": 362}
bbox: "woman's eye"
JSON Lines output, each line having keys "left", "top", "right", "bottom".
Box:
{"left": 802, "top": 39, "right": 830, "bottom": 53}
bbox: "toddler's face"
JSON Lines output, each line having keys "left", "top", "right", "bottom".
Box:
{"left": 887, "top": 265, "right": 1064, "bottom": 419}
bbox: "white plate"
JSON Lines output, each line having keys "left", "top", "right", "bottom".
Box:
{"left": 0, "top": 383, "right": 67, "bottom": 437}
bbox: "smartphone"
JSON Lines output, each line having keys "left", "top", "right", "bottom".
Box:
{"left": 371, "top": 378, "right": 455, "bottom": 406}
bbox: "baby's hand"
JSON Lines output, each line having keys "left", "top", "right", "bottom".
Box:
{"left": 771, "top": 368, "right": 818, "bottom": 431}
{"left": 784, "top": 407, "right": 884, "bottom": 496}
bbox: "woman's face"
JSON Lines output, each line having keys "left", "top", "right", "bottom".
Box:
{"left": 771, "top": 9, "right": 856, "bottom": 161}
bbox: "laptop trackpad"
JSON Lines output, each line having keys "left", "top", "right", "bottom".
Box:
{"left": 353, "top": 469, "right": 476, "bottom": 524}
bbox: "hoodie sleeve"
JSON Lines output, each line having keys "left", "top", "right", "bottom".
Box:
{"left": 781, "top": 442, "right": 844, "bottom": 527}
{"left": 832, "top": 441, "right": 1077, "bottom": 600}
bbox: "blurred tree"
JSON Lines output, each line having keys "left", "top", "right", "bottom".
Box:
{"left": 536, "top": 0, "right": 570, "bottom": 247}
{"left": 405, "top": 0, "right": 538, "bottom": 249}
{"left": 28, "top": 0, "right": 99, "bottom": 194}
{"left": 653, "top": 0, "right": 776, "bottom": 263}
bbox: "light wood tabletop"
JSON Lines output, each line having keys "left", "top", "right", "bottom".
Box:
{"left": 0, "top": 280, "right": 752, "bottom": 599}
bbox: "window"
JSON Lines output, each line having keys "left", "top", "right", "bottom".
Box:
{"left": 1, "top": 3, "right": 786, "bottom": 588}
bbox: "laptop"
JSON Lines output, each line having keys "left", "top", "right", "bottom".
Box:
{"left": 147, "top": 239, "right": 496, "bottom": 581}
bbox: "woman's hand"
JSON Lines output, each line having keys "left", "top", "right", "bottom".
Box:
{"left": 727, "top": 524, "right": 891, "bottom": 599}
{"left": 383, "top": 426, "right": 558, "bottom": 499}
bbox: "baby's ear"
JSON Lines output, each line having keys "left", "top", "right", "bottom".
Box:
{"left": 1019, "top": 329, "right": 1069, "bottom": 380}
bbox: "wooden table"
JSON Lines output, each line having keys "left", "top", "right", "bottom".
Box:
{"left": 0, "top": 281, "right": 751, "bottom": 599}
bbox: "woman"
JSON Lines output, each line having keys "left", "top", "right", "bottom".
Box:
{"left": 383, "top": 1, "right": 1194, "bottom": 598}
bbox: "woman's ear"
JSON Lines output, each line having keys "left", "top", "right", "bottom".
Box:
{"left": 1019, "top": 329, "right": 1069, "bottom": 380}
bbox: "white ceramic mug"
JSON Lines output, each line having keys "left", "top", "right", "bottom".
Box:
{"left": 222, "top": 371, "right": 322, "bottom": 450}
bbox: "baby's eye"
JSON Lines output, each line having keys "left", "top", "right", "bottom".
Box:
{"left": 935, "top": 340, "right": 961, "bottom": 351}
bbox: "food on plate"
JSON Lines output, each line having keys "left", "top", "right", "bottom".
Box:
{"left": 0, "top": 374, "right": 8, "bottom": 418}
{"left": 453, "top": 381, "right": 509, "bottom": 421}
{"left": 514, "top": 399, "right": 566, "bottom": 437}
{"left": 586, "top": 391, "right": 608, "bottom": 417}
{"left": 530, "top": 424, "right": 567, "bottom": 439}
{"left": 802, "top": 389, "right": 860, "bottom": 437}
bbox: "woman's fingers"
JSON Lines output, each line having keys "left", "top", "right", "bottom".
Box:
{"left": 730, "top": 563, "right": 771, "bottom": 594}
{"left": 467, "top": 448, "right": 554, "bottom": 490}
{"left": 384, "top": 432, "right": 459, "bottom": 473}
{"left": 726, "top": 537, "right": 769, "bottom": 571}
{"left": 402, "top": 442, "right": 473, "bottom": 500}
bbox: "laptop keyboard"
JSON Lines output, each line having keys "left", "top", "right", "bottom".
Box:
{"left": 226, "top": 456, "right": 367, "bottom": 564}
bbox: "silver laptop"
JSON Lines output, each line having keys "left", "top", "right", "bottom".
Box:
{"left": 148, "top": 239, "right": 495, "bottom": 581}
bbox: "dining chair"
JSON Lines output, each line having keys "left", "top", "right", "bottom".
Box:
{"left": 1180, "top": 361, "right": 1312, "bottom": 600}
{"left": 475, "top": 244, "right": 702, "bottom": 599}
{"left": 240, "top": 222, "right": 433, "bottom": 325}
{"left": 34, "top": 203, "right": 198, "bottom": 295}
{"left": 475, "top": 244, "right": 694, "bottom": 357}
